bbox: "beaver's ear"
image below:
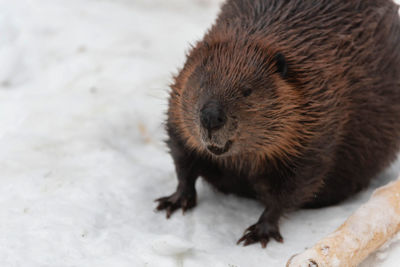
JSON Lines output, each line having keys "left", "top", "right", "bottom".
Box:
{"left": 274, "top": 53, "right": 288, "bottom": 78}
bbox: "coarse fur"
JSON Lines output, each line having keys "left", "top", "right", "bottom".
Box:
{"left": 156, "top": 0, "right": 400, "bottom": 248}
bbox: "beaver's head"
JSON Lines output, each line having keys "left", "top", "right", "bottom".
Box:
{"left": 171, "top": 40, "right": 304, "bottom": 160}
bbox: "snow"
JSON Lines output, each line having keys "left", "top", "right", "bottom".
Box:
{"left": 0, "top": 0, "right": 399, "bottom": 266}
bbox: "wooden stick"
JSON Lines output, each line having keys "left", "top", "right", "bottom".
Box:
{"left": 287, "top": 175, "right": 400, "bottom": 267}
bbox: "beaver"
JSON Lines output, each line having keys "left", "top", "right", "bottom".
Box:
{"left": 155, "top": 0, "right": 400, "bottom": 248}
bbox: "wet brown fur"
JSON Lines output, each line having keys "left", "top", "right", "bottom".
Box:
{"left": 156, "top": 0, "right": 400, "bottom": 247}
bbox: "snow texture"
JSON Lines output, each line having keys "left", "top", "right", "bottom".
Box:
{"left": 0, "top": 0, "right": 399, "bottom": 266}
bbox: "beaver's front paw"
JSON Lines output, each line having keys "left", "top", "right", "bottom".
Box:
{"left": 237, "top": 220, "right": 283, "bottom": 248}
{"left": 155, "top": 189, "right": 196, "bottom": 219}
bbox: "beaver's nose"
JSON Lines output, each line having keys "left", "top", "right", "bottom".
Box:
{"left": 200, "top": 101, "right": 227, "bottom": 131}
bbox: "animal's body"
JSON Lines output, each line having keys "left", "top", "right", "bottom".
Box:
{"left": 156, "top": 0, "right": 400, "bottom": 247}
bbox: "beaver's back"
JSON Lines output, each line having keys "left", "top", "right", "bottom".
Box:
{"left": 212, "top": 0, "right": 400, "bottom": 77}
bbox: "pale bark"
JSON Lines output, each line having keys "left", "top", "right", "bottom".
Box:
{"left": 287, "top": 176, "right": 400, "bottom": 267}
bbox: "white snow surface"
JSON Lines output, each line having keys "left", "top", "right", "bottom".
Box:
{"left": 0, "top": 0, "right": 400, "bottom": 266}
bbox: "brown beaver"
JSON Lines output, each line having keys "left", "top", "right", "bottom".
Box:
{"left": 155, "top": 0, "right": 400, "bottom": 248}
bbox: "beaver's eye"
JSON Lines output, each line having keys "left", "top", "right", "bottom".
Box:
{"left": 243, "top": 89, "right": 252, "bottom": 97}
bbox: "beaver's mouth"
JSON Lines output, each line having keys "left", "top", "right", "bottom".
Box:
{"left": 206, "top": 140, "right": 233, "bottom": 155}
